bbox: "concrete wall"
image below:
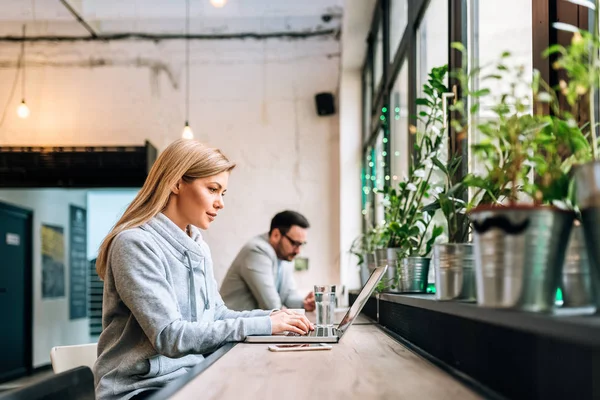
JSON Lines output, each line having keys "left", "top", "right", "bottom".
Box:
{"left": 0, "top": 189, "right": 88, "bottom": 367}
{"left": 0, "top": 37, "right": 341, "bottom": 294}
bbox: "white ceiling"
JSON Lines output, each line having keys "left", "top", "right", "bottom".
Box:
{"left": 0, "top": 0, "right": 343, "bottom": 36}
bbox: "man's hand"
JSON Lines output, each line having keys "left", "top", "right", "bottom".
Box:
{"left": 303, "top": 291, "right": 315, "bottom": 311}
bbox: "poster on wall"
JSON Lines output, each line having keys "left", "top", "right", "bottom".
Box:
{"left": 41, "top": 224, "right": 65, "bottom": 298}
{"left": 69, "top": 205, "right": 88, "bottom": 319}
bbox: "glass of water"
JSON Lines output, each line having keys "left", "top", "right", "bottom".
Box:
{"left": 314, "top": 285, "right": 336, "bottom": 327}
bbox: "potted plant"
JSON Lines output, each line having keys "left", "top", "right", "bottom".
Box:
{"left": 454, "top": 43, "right": 588, "bottom": 312}
{"left": 349, "top": 227, "right": 381, "bottom": 286}
{"left": 375, "top": 65, "right": 446, "bottom": 292}
{"left": 422, "top": 151, "right": 475, "bottom": 301}
{"left": 546, "top": 0, "right": 600, "bottom": 307}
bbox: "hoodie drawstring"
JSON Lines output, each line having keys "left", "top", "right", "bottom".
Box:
{"left": 184, "top": 251, "right": 211, "bottom": 322}
{"left": 184, "top": 251, "right": 198, "bottom": 322}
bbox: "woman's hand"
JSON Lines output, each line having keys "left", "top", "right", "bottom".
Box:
{"left": 270, "top": 309, "right": 314, "bottom": 335}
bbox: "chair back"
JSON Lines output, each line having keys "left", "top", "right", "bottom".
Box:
{"left": 50, "top": 343, "right": 98, "bottom": 374}
{"left": 0, "top": 366, "right": 95, "bottom": 400}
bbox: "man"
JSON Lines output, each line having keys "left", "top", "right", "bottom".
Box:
{"left": 220, "top": 210, "right": 315, "bottom": 311}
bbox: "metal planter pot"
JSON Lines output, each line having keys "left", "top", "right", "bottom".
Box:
{"left": 434, "top": 243, "right": 476, "bottom": 301}
{"left": 470, "top": 207, "right": 574, "bottom": 312}
{"left": 561, "top": 224, "right": 596, "bottom": 308}
{"left": 574, "top": 161, "right": 600, "bottom": 309}
{"left": 398, "top": 257, "right": 430, "bottom": 293}
{"left": 374, "top": 248, "right": 401, "bottom": 291}
{"left": 360, "top": 253, "right": 377, "bottom": 286}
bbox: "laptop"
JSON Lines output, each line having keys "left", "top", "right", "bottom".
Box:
{"left": 245, "top": 265, "right": 387, "bottom": 343}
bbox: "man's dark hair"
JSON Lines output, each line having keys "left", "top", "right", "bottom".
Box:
{"left": 269, "top": 210, "right": 310, "bottom": 235}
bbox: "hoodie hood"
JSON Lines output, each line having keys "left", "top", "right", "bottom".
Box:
{"left": 142, "top": 213, "right": 211, "bottom": 318}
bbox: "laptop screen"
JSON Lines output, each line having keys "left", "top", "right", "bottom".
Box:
{"left": 335, "top": 266, "right": 387, "bottom": 338}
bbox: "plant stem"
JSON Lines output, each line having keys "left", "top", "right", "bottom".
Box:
{"left": 591, "top": 1, "right": 599, "bottom": 160}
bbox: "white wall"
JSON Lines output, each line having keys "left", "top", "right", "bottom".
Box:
{"left": 0, "top": 37, "right": 341, "bottom": 293}
{"left": 0, "top": 189, "right": 89, "bottom": 367}
{"left": 87, "top": 190, "right": 139, "bottom": 260}
{"left": 339, "top": 70, "right": 363, "bottom": 295}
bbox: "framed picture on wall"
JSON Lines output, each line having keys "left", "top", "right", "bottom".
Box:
{"left": 41, "top": 224, "right": 65, "bottom": 299}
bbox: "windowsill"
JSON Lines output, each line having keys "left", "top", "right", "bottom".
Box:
{"left": 375, "top": 292, "right": 600, "bottom": 347}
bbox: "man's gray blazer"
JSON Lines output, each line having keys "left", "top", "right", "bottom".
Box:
{"left": 220, "top": 233, "right": 304, "bottom": 311}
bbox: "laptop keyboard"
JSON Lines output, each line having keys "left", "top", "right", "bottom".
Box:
{"left": 287, "top": 326, "right": 332, "bottom": 337}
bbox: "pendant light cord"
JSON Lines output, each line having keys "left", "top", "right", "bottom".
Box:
{"left": 185, "top": 0, "right": 190, "bottom": 124}
{"left": 21, "top": 24, "right": 26, "bottom": 101}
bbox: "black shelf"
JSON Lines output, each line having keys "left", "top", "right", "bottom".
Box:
{"left": 350, "top": 292, "right": 600, "bottom": 400}
{"left": 379, "top": 293, "right": 600, "bottom": 347}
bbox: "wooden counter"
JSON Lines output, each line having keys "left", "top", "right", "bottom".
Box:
{"left": 167, "top": 322, "right": 482, "bottom": 400}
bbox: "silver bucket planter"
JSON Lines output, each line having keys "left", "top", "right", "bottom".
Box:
{"left": 374, "top": 248, "right": 401, "bottom": 291}
{"left": 561, "top": 224, "right": 596, "bottom": 308}
{"left": 398, "top": 257, "right": 430, "bottom": 293}
{"left": 360, "top": 253, "right": 377, "bottom": 286}
{"left": 434, "top": 243, "right": 476, "bottom": 301}
{"left": 470, "top": 206, "right": 574, "bottom": 312}
{"left": 574, "top": 161, "right": 600, "bottom": 309}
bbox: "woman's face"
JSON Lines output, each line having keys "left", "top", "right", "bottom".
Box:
{"left": 174, "top": 171, "right": 230, "bottom": 230}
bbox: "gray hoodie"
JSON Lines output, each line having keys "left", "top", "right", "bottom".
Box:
{"left": 93, "top": 213, "right": 272, "bottom": 400}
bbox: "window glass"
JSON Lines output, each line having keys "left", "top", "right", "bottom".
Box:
{"left": 416, "top": 0, "right": 449, "bottom": 164}
{"left": 389, "top": 0, "right": 409, "bottom": 61}
{"left": 469, "top": 0, "right": 533, "bottom": 174}
{"left": 374, "top": 131, "right": 386, "bottom": 227}
{"left": 390, "top": 61, "right": 409, "bottom": 183}
{"left": 373, "top": 22, "right": 384, "bottom": 90}
{"left": 363, "top": 63, "right": 373, "bottom": 144}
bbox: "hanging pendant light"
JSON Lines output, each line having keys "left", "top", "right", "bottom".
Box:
{"left": 181, "top": 0, "right": 193, "bottom": 139}
{"left": 17, "top": 100, "right": 30, "bottom": 119}
{"left": 17, "top": 25, "right": 30, "bottom": 119}
{"left": 182, "top": 121, "right": 193, "bottom": 139}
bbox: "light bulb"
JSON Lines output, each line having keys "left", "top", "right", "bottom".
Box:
{"left": 182, "top": 121, "right": 194, "bottom": 139}
{"left": 17, "top": 100, "right": 30, "bottom": 119}
{"left": 210, "top": 0, "right": 227, "bottom": 8}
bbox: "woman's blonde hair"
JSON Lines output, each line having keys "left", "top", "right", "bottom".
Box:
{"left": 96, "top": 139, "right": 236, "bottom": 280}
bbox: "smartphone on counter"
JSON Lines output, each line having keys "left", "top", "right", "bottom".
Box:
{"left": 268, "top": 343, "right": 332, "bottom": 352}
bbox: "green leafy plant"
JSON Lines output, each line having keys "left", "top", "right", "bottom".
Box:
{"left": 544, "top": 0, "right": 600, "bottom": 160}
{"left": 450, "top": 43, "right": 589, "bottom": 208}
{"left": 422, "top": 154, "right": 469, "bottom": 243}
{"left": 349, "top": 226, "right": 381, "bottom": 266}
{"left": 381, "top": 65, "right": 446, "bottom": 258}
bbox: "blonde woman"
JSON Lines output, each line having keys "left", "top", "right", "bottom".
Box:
{"left": 93, "top": 139, "right": 313, "bottom": 400}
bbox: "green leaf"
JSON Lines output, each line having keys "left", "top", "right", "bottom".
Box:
{"left": 451, "top": 42, "right": 466, "bottom": 52}
{"left": 542, "top": 44, "right": 566, "bottom": 58}
{"left": 473, "top": 88, "right": 491, "bottom": 97}
{"left": 431, "top": 157, "right": 448, "bottom": 174}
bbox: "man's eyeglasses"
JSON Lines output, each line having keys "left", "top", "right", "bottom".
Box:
{"left": 283, "top": 233, "right": 307, "bottom": 248}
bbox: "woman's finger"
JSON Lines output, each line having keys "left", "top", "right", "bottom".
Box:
{"left": 288, "top": 315, "right": 311, "bottom": 333}
{"left": 284, "top": 323, "right": 306, "bottom": 335}
{"left": 300, "top": 315, "right": 314, "bottom": 330}
{"left": 291, "top": 314, "right": 313, "bottom": 331}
